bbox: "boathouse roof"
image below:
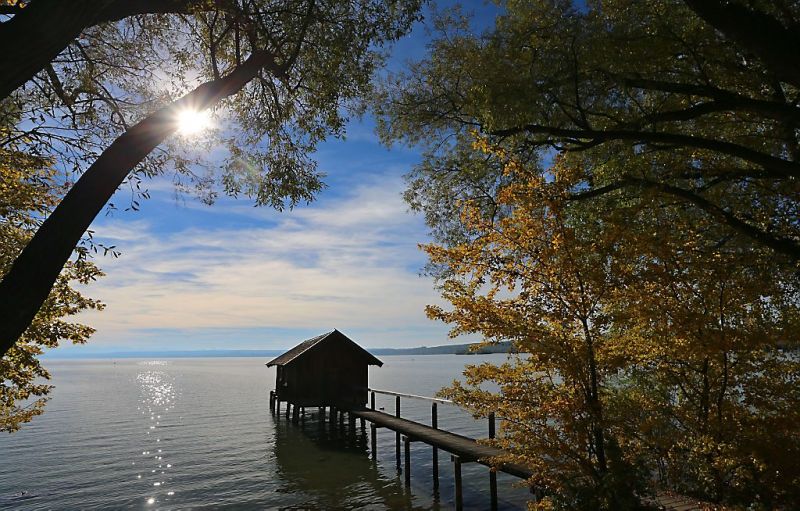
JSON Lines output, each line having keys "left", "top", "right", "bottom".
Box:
{"left": 266, "top": 329, "right": 383, "bottom": 367}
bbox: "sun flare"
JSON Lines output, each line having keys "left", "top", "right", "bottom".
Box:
{"left": 176, "top": 108, "right": 212, "bottom": 136}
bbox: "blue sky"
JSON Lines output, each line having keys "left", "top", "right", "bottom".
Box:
{"left": 64, "top": 3, "right": 500, "bottom": 354}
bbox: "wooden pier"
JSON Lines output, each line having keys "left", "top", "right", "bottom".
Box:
{"left": 270, "top": 387, "right": 710, "bottom": 511}
{"left": 266, "top": 334, "right": 708, "bottom": 510}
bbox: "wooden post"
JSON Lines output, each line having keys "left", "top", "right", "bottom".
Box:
{"left": 360, "top": 417, "right": 366, "bottom": 430}
{"left": 275, "top": 398, "right": 280, "bottom": 414}
{"left": 285, "top": 402, "right": 291, "bottom": 419}
{"left": 370, "top": 423, "right": 377, "bottom": 459}
{"left": 349, "top": 411, "right": 356, "bottom": 430}
{"left": 403, "top": 435, "right": 411, "bottom": 485}
{"left": 292, "top": 404, "right": 300, "bottom": 424}
{"left": 395, "top": 396, "right": 401, "bottom": 470}
{"left": 490, "top": 468, "right": 498, "bottom": 511}
{"left": 269, "top": 390, "right": 275, "bottom": 411}
{"left": 488, "top": 411, "right": 497, "bottom": 509}
{"left": 339, "top": 408, "right": 345, "bottom": 430}
{"left": 432, "top": 402, "right": 439, "bottom": 489}
{"left": 370, "top": 391, "right": 375, "bottom": 410}
{"left": 452, "top": 455, "right": 463, "bottom": 511}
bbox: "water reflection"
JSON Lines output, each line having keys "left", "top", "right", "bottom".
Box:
{"left": 136, "top": 362, "right": 178, "bottom": 507}
{"left": 271, "top": 409, "right": 435, "bottom": 510}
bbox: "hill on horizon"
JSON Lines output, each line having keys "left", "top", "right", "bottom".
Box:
{"left": 44, "top": 341, "right": 514, "bottom": 359}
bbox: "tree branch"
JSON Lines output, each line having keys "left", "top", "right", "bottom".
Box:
{"left": 491, "top": 124, "right": 800, "bottom": 179}
{"left": 623, "top": 77, "right": 800, "bottom": 124}
{"left": 567, "top": 176, "right": 800, "bottom": 260}
{"left": 0, "top": 0, "right": 232, "bottom": 100}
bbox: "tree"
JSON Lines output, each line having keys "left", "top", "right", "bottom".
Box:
{"left": 0, "top": 0, "right": 424, "bottom": 354}
{"left": 376, "top": 0, "right": 800, "bottom": 261}
{"left": 375, "top": 1, "right": 800, "bottom": 508}
{"left": 430, "top": 154, "right": 646, "bottom": 509}
{"left": 603, "top": 175, "right": 800, "bottom": 506}
{"left": 430, "top": 145, "right": 800, "bottom": 509}
{"left": 1, "top": 148, "right": 103, "bottom": 432}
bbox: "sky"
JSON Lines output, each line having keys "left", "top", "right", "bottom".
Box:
{"left": 59, "top": 3, "right": 500, "bottom": 355}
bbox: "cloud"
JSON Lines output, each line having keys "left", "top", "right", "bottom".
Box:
{"left": 76, "top": 173, "right": 452, "bottom": 349}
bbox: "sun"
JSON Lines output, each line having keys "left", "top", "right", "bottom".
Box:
{"left": 176, "top": 108, "right": 212, "bottom": 136}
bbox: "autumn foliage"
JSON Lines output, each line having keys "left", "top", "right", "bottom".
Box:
{"left": 429, "top": 142, "right": 800, "bottom": 509}
{"left": 376, "top": 1, "right": 800, "bottom": 508}
{"left": 0, "top": 150, "right": 104, "bottom": 432}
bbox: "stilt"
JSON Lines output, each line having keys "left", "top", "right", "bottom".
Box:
{"left": 347, "top": 412, "right": 356, "bottom": 443}
{"left": 360, "top": 417, "right": 366, "bottom": 430}
{"left": 432, "top": 402, "right": 439, "bottom": 490}
{"left": 490, "top": 469, "right": 498, "bottom": 511}
{"left": 292, "top": 404, "right": 300, "bottom": 424}
{"left": 395, "top": 396, "right": 401, "bottom": 470}
{"left": 269, "top": 390, "right": 275, "bottom": 411}
{"left": 339, "top": 409, "right": 345, "bottom": 430}
{"left": 275, "top": 399, "right": 281, "bottom": 414}
{"left": 285, "top": 402, "right": 291, "bottom": 419}
{"left": 403, "top": 435, "right": 411, "bottom": 485}
{"left": 488, "top": 411, "right": 497, "bottom": 509}
{"left": 452, "top": 455, "right": 463, "bottom": 511}
{"left": 370, "top": 423, "right": 378, "bottom": 459}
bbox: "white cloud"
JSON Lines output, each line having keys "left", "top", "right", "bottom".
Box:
{"left": 77, "top": 175, "right": 451, "bottom": 348}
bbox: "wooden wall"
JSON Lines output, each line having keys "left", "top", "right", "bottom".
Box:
{"left": 276, "top": 341, "right": 370, "bottom": 407}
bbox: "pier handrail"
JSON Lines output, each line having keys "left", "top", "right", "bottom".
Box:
{"left": 365, "top": 387, "right": 454, "bottom": 405}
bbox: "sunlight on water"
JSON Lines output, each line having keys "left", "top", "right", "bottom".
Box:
{"left": 136, "top": 362, "right": 178, "bottom": 507}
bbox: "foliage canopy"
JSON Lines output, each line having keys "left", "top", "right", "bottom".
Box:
{"left": 376, "top": 1, "right": 800, "bottom": 508}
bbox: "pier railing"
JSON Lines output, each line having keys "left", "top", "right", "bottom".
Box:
{"left": 365, "top": 387, "right": 494, "bottom": 440}
{"left": 366, "top": 386, "right": 498, "bottom": 506}
{"left": 367, "top": 387, "right": 453, "bottom": 405}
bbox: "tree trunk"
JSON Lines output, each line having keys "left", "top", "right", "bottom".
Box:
{"left": 0, "top": 0, "right": 214, "bottom": 100}
{"left": 683, "top": 0, "right": 800, "bottom": 88}
{"left": 580, "top": 319, "right": 607, "bottom": 473}
{"left": 0, "top": 50, "right": 280, "bottom": 356}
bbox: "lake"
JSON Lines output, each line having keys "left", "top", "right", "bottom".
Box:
{"left": 0, "top": 355, "right": 531, "bottom": 509}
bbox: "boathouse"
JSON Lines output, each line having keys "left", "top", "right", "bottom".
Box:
{"left": 267, "top": 329, "right": 383, "bottom": 408}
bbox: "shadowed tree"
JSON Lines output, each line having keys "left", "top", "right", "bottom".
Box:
{"left": 376, "top": 0, "right": 800, "bottom": 261}
{"left": 375, "top": 1, "right": 800, "bottom": 508}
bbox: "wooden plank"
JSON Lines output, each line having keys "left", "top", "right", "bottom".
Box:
{"left": 368, "top": 387, "right": 454, "bottom": 405}
{"left": 350, "top": 408, "right": 531, "bottom": 479}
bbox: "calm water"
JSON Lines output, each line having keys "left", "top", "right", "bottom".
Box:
{"left": 0, "top": 355, "right": 531, "bottom": 510}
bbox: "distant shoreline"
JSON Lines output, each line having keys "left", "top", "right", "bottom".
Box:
{"left": 43, "top": 341, "right": 513, "bottom": 360}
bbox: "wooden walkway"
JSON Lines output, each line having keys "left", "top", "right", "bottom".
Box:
{"left": 271, "top": 389, "right": 711, "bottom": 511}
{"left": 351, "top": 408, "right": 531, "bottom": 479}
{"left": 350, "top": 408, "right": 710, "bottom": 511}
